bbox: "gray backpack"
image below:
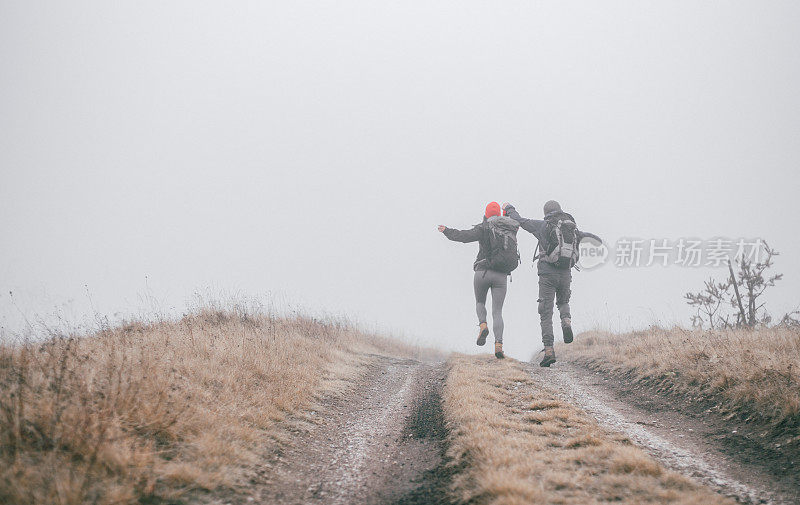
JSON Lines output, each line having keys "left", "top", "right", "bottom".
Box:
{"left": 483, "top": 217, "right": 520, "bottom": 274}
{"left": 538, "top": 212, "right": 579, "bottom": 269}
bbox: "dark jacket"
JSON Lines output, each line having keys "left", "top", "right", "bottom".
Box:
{"left": 442, "top": 217, "right": 495, "bottom": 271}
{"left": 504, "top": 204, "right": 601, "bottom": 274}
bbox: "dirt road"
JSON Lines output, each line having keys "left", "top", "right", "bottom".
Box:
{"left": 527, "top": 361, "right": 800, "bottom": 505}
{"left": 219, "top": 353, "right": 797, "bottom": 505}
{"left": 253, "top": 355, "right": 451, "bottom": 505}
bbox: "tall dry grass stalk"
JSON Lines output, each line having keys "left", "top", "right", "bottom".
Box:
{"left": 563, "top": 327, "right": 800, "bottom": 437}
{"left": 442, "top": 355, "right": 734, "bottom": 505}
{"left": 0, "top": 308, "right": 425, "bottom": 504}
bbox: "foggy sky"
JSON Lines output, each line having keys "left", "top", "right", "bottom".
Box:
{"left": 2, "top": 1, "right": 799, "bottom": 357}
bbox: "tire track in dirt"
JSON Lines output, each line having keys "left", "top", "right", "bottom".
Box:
{"left": 254, "top": 355, "right": 451, "bottom": 505}
{"left": 526, "top": 361, "right": 799, "bottom": 505}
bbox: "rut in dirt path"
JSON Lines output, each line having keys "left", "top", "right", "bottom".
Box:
{"left": 526, "top": 361, "right": 799, "bottom": 505}
{"left": 256, "top": 355, "right": 452, "bottom": 505}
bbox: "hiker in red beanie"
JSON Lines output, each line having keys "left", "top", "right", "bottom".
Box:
{"left": 437, "top": 202, "right": 520, "bottom": 359}
{"left": 485, "top": 201, "right": 501, "bottom": 218}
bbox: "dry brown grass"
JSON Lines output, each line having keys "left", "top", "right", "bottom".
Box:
{"left": 442, "top": 354, "right": 735, "bottom": 505}
{"left": 0, "top": 308, "right": 428, "bottom": 505}
{"left": 562, "top": 327, "right": 800, "bottom": 437}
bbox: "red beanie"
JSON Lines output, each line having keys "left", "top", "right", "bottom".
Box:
{"left": 485, "top": 201, "right": 501, "bottom": 218}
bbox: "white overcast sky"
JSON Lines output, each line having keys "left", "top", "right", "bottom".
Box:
{"left": 2, "top": 1, "right": 799, "bottom": 357}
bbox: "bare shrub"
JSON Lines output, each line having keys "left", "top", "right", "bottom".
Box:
{"left": 685, "top": 243, "right": 790, "bottom": 329}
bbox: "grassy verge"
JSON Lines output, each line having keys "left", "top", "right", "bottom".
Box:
{"left": 0, "top": 307, "right": 429, "bottom": 505}
{"left": 442, "top": 354, "right": 734, "bottom": 504}
{"left": 561, "top": 327, "right": 800, "bottom": 440}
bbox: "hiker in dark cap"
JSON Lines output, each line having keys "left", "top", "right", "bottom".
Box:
{"left": 502, "top": 200, "right": 601, "bottom": 367}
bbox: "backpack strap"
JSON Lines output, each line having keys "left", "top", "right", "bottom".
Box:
{"left": 484, "top": 222, "right": 495, "bottom": 264}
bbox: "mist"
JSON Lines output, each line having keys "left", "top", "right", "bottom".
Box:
{"left": 2, "top": 1, "right": 799, "bottom": 358}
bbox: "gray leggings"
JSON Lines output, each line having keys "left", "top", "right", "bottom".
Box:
{"left": 473, "top": 269, "right": 508, "bottom": 343}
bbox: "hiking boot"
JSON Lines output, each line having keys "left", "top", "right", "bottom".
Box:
{"left": 476, "top": 322, "right": 489, "bottom": 346}
{"left": 494, "top": 342, "right": 505, "bottom": 359}
{"left": 561, "top": 317, "right": 573, "bottom": 344}
{"left": 539, "top": 346, "right": 556, "bottom": 367}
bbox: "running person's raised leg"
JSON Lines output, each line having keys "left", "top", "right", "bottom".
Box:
{"left": 473, "top": 270, "right": 491, "bottom": 346}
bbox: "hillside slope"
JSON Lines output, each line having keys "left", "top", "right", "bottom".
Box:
{"left": 0, "top": 308, "right": 428, "bottom": 505}
{"left": 562, "top": 327, "right": 800, "bottom": 446}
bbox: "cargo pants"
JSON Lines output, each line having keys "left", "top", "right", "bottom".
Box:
{"left": 538, "top": 268, "right": 572, "bottom": 347}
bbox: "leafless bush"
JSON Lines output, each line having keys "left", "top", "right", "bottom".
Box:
{"left": 779, "top": 309, "right": 800, "bottom": 329}
{"left": 685, "top": 278, "right": 733, "bottom": 329}
{"left": 685, "top": 242, "right": 789, "bottom": 329}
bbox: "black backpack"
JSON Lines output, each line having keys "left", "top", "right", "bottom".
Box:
{"left": 538, "top": 212, "right": 579, "bottom": 269}
{"left": 483, "top": 217, "right": 520, "bottom": 274}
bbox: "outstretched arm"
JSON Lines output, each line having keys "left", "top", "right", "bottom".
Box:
{"left": 577, "top": 230, "right": 602, "bottom": 244}
{"left": 438, "top": 224, "right": 483, "bottom": 243}
{"left": 502, "top": 203, "right": 545, "bottom": 240}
